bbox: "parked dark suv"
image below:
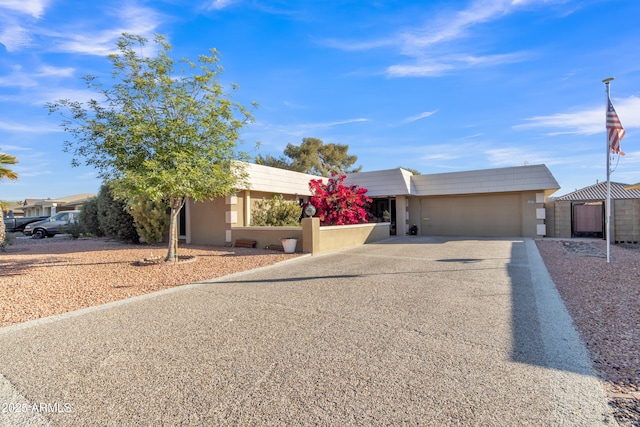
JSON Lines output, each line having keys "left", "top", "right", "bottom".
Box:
{"left": 23, "top": 211, "right": 81, "bottom": 238}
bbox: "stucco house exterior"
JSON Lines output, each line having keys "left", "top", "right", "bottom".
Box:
{"left": 545, "top": 181, "right": 640, "bottom": 243}
{"left": 183, "top": 162, "right": 560, "bottom": 246}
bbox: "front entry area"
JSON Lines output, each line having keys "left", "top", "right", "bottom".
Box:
{"left": 420, "top": 193, "right": 522, "bottom": 237}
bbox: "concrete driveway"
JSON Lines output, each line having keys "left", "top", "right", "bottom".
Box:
{"left": 0, "top": 237, "right": 614, "bottom": 426}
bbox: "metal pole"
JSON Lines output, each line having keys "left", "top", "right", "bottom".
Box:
{"left": 603, "top": 77, "right": 614, "bottom": 263}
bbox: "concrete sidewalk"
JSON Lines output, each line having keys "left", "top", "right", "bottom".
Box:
{"left": 0, "top": 237, "right": 614, "bottom": 426}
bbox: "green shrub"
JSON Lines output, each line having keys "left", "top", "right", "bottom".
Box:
{"left": 79, "top": 197, "right": 103, "bottom": 237}
{"left": 251, "top": 194, "right": 301, "bottom": 226}
{"left": 96, "top": 184, "right": 139, "bottom": 243}
{"left": 129, "top": 197, "right": 170, "bottom": 244}
{"left": 0, "top": 231, "right": 15, "bottom": 251}
{"left": 67, "top": 221, "right": 82, "bottom": 239}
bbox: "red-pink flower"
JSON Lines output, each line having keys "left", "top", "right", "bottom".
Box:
{"left": 309, "top": 174, "right": 371, "bottom": 226}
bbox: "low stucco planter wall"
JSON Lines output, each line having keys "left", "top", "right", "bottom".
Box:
{"left": 314, "top": 222, "right": 389, "bottom": 254}
{"left": 231, "top": 220, "right": 389, "bottom": 254}
{"left": 231, "top": 226, "right": 303, "bottom": 251}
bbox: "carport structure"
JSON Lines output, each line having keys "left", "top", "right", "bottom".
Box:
{"left": 545, "top": 181, "right": 640, "bottom": 242}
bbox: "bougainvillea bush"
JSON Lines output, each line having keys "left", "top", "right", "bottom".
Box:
{"left": 308, "top": 174, "right": 371, "bottom": 225}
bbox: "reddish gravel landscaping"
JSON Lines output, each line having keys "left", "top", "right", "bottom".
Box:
{"left": 0, "top": 236, "right": 300, "bottom": 328}
{"left": 536, "top": 239, "right": 640, "bottom": 426}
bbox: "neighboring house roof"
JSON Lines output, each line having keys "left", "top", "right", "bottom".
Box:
{"left": 555, "top": 181, "right": 640, "bottom": 201}
{"left": 20, "top": 193, "right": 96, "bottom": 210}
{"left": 625, "top": 182, "right": 640, "bottom": 191}
{"left": 61, "top": 195, "right": 95, "bottom": 208}
{"left": 410, "top": 164, "right": 560, "bottom": 197}
{"left": 344, "top": 168, "right": 416, "bottom": 197}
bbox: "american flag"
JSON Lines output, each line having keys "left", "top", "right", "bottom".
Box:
{"left": 607, "top": 97, "right": 625, "bottom": 155}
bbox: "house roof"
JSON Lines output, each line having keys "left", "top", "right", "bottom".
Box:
{"left": 241, "top": 163, "right": 560, "bottom": 199}
{"left": 242, "top": 162, "right": 323, "bottom": 196}
{"left": 344, "top": 168, "right": 416, "bottom": 197}
{"left": 410, "top": 164, "right": 560, "bottom": 197}
{"left": 555, "top": 181, "right": 640, "bottom": 201}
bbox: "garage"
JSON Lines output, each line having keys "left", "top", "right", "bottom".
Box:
{"left": 420, "top": 193, "right": 522, "bottom": 237}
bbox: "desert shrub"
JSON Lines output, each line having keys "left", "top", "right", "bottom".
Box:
{"left": 67, "top": 219, "right": 84, "bottom": 239}
{"left": 96, "top": 184, "right": 139, "bottom": 243}
{"left": 0, "top": 231, "right": 14, "bottom": 251}
{"left": 129, "top": 197, "right": 170, "bottom": 244}
{"left": 79, "top": 197, "right": 103, "bottom": 237}
{"left": 251, "top": 194, "right": 301, "bottom": 226}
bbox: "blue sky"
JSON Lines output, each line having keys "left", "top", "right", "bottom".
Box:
{"left": 1, "top": 0, "right": 639, "bottom": 201}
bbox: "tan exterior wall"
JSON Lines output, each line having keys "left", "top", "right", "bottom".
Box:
{"left": 613, "top": 199, "right": 640, "bottom": 243}
{"left": 395, "top": 195, "right": 409, "bottom": 236}
{"left": 519, "top": 192, "right": 540, "bottom": 237}
{"left": 234, "top": 193, "right": 246, "bottom": 227}
{"left": 543, "top": 201, "right": 556, "bottom": 237}
{"left": 316, "top": 222, "right": 389, "bottom": 253}
{"left": 188, "top": 197, "right": 227, "bottom": 246}
{"left": 407, "top": 197, "right": 421, "bottom": 235}
{"left": 546, "top": 201, "right": 572, "bottom": 238}
{"left": 415, "top": 191, "right": 543, "bottom": 238}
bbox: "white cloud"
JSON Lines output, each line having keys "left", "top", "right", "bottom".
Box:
{"left": 0, "top": 0, "right": 51, "bottom": 19}
{"left": 516, "top": 96, "right": 640, "bottom": 136}
{"left": 207, "top": 0, "right": 238, "bottom": 10}
{"left": 485, "top": 146, "right": 565, "bottom": 167}
{"left": 387, "top": 52, "right": 528, "bottom": 77}
{"left": 387, "top": 62, "right": 454, "bottom": 78}
{"left": 399, "top": 0, "right": 515, "bottom": 54}
{"left": 0, "top": 144, "right": 31, "bottom": 151}
{"left": 0, "top": 25, "right": 32, "bottom": 51}
{"left": 0, "top": 65, "right": 76, "bottom": 91}
{"left": 326, "top": 0, "right": 558, "bottom": 77}
{"left": 0, "top": 2, "right": 162, "bottom": 55}
{"left": 36, "top": 66, "right": 75, "bottom": 78}
{"left": 0, "top": 72, "right": 37, "bottom": 88}
{"left": 243, "top": 118, "right": 369, "bottom": 146}
{"left": 323, "top": 118, "right": 368, "bottom": 127}
{"left": 402, "top": 110, "right": 438, "bottom": 123}
{"left": 45, "top": 4, "right": 163, "bottom": 56}
{"left": 0, "top": 120, "right": 60, "bottom": 133}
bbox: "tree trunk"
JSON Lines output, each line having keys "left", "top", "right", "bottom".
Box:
{"left": 0, "top": 208, "right": 5, "bottom": 247}
{"left": 165, "top": 197, "right": 185, "bottom": 263}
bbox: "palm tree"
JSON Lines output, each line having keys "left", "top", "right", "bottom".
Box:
{"left": 0, "top": 153, "right": 19, "bottom": 246}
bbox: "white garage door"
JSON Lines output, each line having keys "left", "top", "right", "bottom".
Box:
{"left": 420, "top": 193, "right": 522, "bottom": 237}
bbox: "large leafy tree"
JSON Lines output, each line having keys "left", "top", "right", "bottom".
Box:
{"left": 0, "top": 153, "right": 19, "bottom": 245}
{"left": 256, "top": 137, "right": 361, "bottom": 176}
{"left": 48, "top": 34, "right": 255, "bottom": 262}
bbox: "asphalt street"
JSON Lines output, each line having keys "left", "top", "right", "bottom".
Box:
{"left": 0, "top": 236, "right": 614, "bottom": 426}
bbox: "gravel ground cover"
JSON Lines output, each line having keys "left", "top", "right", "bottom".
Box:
{"left": 536, "top": 239, "right": 640, "bottom": 426}
{"left": 1, "top": 236, "right": 638, "bottom": 424}
{"left": 0, "top": 236, "right": 300, "bottom": 328}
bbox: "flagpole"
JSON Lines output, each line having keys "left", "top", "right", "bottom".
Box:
{"left": 603, "top": 77, "right": 614, "bottom": 264}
